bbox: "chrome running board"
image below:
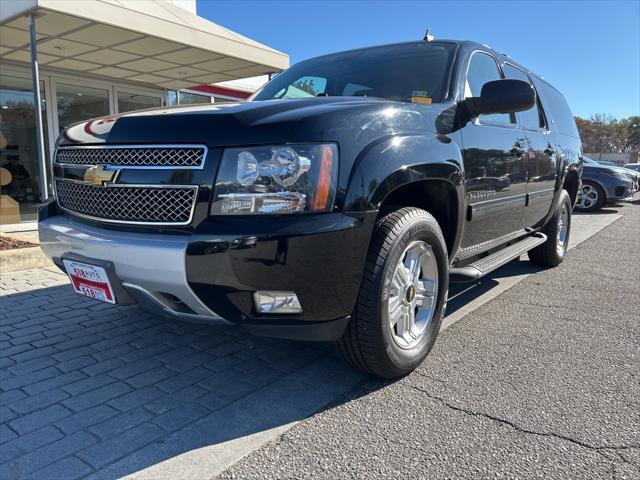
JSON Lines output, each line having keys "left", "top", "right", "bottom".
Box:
{"left": 450, "top": 233, "right": 547, "bottom": 282}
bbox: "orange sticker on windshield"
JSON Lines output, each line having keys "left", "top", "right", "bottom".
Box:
{"left": 412, "top": 96, "right": 432, "bottom": 104}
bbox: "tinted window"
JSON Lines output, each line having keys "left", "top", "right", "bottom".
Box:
{"left": 503, "top": 64, "right": 545, "bottom": 130}
{"left": 252, "top": 42, "right": 456, "bottom": 103}
{"left": 534, "top": 80, "right": 579, "bottom": 137}
{"left": 342, "top": 83, "right": 372, "bottom": 96}
{"left": 465, "top": 52, "right": 512, "bottom": 125}
{"left": 273, "top": 76, "right": 328, "bottom": 99}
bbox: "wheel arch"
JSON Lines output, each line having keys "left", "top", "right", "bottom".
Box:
{"left": 378, "top": 180, "right": 460, "bottom": 257}
{"left": 343, "top": 134, "right": 465, "bottom": 258}
{"left": 562, "top": 169, "right": 580, "bottom": 207}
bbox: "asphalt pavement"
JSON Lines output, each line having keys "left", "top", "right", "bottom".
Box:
{"left": 219, "top": 200, "right": 640, "bottom": 480}
{"left": 1, "top": 202, "right": 637, "bottom": 479}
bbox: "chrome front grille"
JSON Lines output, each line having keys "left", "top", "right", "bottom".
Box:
{"left": 55, "top": 180, "right": 197, "bottom": 225}
{"left": 55, "top": 145, "right": 206, "bottom": 168}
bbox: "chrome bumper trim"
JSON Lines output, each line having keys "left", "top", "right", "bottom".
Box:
{"left": 123, "top": 283, "right": 229, "bottom": 324}
{"left": 39, "top": 214, "right": 222, "bottom": 321}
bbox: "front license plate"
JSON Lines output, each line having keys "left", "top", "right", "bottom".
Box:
{"left": 63, "top": 259, "right": 116, "bottom": 304}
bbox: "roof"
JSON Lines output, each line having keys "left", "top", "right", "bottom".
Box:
{"left": 0, "top": 0, "right": 289, "bottom": 90}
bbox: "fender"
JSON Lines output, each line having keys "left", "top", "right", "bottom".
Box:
{"left": 343, "top": 134, "right": 466, "bottom": 256}
{"left": 539, "top": 144, "right": 582, "bottom": 227}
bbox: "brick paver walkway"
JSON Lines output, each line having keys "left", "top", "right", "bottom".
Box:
{"left": 0, "top": 267, "right": 328, "bottom": 479}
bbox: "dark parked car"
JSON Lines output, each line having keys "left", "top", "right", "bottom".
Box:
{"left": 596, "top": 160, "right": 618, "bottom": 167}
{"left": 39, "top": 39, "right": 582, "bottom": 378}
{"left": 577, "top": 157, "right": 635, "bottom": 211}
{"left": 623, "top": 163, "right": 640, "bottom": 188}
{"left": 597, "top": 160, "right": 640, "bottom": 190}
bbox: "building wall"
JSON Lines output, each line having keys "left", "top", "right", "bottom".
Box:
{"left": 584, "top": 152, "right": 631, "bottom": 165}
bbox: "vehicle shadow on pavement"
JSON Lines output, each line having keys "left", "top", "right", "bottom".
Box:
{"left": 446, "top": 257, "right": 539, "bottom": 318}
{"left": 581, "top": 207, "right": 621, "bottom": 214}
{"left": 0, "top": 283, "right": 365, "bottom": 479}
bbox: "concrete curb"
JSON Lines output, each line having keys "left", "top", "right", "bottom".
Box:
{"left": 0, "top": 246, "right": 53, "bottom": 272}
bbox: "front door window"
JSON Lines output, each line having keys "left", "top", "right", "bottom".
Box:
{"left": 465, "top": 52, "right": 513, "bottom": 125}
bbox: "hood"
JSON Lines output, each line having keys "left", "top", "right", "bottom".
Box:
{"left": 57, "top": 97, "right": 440, "bottom": 147}
{"left": 584, "top": 163, "right": 627, "bottom": 174}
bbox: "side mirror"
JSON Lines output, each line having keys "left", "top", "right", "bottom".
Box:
{"left": 466, "top": 79, "right": 535, "bottom": 117}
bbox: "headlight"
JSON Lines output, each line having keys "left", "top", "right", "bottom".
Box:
{"left": 211, "top": 144, "right": 338, "bottom": 215}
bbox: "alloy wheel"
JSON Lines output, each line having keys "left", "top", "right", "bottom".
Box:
{"left": 556, "top": 202, "right": 569, "bottom": 255}
{"left": 387, "top": 241, "right": 438, "bottom": 349}
{"left": 577, "top": 184, "right": 598, "bottom": 210}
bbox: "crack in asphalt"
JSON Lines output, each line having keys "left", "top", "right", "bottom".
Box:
{"left": 404, "top": 383, "right": 640, "bottom": 473}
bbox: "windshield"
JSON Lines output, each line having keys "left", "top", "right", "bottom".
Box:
{"left": 625, "top": 164, "right": 640, "bottom": 172}
{"left": 583, "top": 157, "right": 597, "bottom": 165}
{"left": 251, "top": 42, "right": 457, "bottom": 104}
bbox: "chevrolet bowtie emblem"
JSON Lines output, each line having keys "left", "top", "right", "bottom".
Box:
{"left": 83, "top": 165, "right": 117, "bottom": 186}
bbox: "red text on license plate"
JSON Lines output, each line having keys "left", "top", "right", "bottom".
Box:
{"left": 62, "top": 260, "right": 116, "bottom": 304}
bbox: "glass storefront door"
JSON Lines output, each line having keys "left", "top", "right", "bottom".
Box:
{"left": 56, "top": 83, "right": 110, "bottom": 133}
{"left": 117, "top": 90, "right": 162, "bottom": 113}
{"left": 0, "top": 74, "right": 49, "bottom": 224}
{"left": 0, "top": 70, "right": 166, "bottom": 225}
{"left": 178, "top": 90, "right": 212, "bottom": 105}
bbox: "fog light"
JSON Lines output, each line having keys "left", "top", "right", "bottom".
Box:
{"left": 254, "top": 291, "right": 302, "bottom": 314}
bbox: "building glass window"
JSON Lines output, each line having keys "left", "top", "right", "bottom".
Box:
{"left": 178, "top": 91, "right": 211, "bottom": 105}
{"left": 166, "top": 90, "right": 178, "bottom": 106}
{"left": 0, "top": 75, "right": 49, "bottom": 224}
{"left": 117, "top": 91, "right": 162, "bottom": 113}
{"left": 56, "top": 83, "right": 110, "bottom": 133}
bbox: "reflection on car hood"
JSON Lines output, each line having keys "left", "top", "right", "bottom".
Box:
{"left": 57, "top": 97, "right": 440, "bottom": 146}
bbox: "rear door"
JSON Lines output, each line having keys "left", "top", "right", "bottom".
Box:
{"left": 502, "top": 64, "right": 556, "bottom": 228}
{"left": 459, "top": 51, "right": 528, "bottom": 248}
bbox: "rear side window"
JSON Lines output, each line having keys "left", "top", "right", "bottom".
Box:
{"left": 502, "top": 64, "right": 546, "bottom": 131}
{"left": 534, "top": 80, "right": 579, "bottom": 138}
{"left": 464, "top": 52, "right": 513, "bottom": 125}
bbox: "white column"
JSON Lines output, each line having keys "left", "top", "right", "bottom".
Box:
{"left": 28, "top": 13, "right": 48, "bottom": 203}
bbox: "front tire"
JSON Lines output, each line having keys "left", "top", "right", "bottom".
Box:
{"left": 576, "top": 180, "right": 605, "bottom": 212}
{"left": 337, "top": 207, "right": 449, "bottom": 378}
{"left": 528, "top": 189, "right": 572, "bottom": 267}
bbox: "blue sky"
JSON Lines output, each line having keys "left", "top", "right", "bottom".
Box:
{"left": 198, "top": 0, "right": 639, "bottom": 119}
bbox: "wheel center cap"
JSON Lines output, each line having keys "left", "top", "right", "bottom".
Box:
{"left": 405, "top": 284, "right": 416, "bottom": 303}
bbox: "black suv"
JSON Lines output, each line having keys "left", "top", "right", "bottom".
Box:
{"left": 40, "top": 39, "right": 582, "bottom": 378}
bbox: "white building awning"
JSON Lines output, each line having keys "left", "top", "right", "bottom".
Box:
{"left": 0, "top": 0, "right": 289, "bottom": 89}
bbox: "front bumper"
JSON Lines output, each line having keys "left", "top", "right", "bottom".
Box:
{"left": 39, "top": 208, "right": 376, "bottom": 341}
{"left": 603, "top": 178, "right": 634, "bottom": 201}
{"left": 39, "top": 212, "right": 225, "bottom": 322}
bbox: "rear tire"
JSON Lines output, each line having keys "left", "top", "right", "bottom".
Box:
{"left": 576, "top": 180, "right": 605, "bottom": 212}
{"left": 337, "top": 207, "right": 449, "bottom": 379}
{"left": 528, "top": 190, "right": 572, "bottom": 267}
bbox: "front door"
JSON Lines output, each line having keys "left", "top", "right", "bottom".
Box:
{"left": 502, "top": 63, "right": 556, "bottom": 228}
{"left": 459, "top": 52, "right": 527, "bottom": 248}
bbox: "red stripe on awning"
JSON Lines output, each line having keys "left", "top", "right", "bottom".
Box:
{"left": 188, "top": 84, "right": 251, "bottom": 99}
